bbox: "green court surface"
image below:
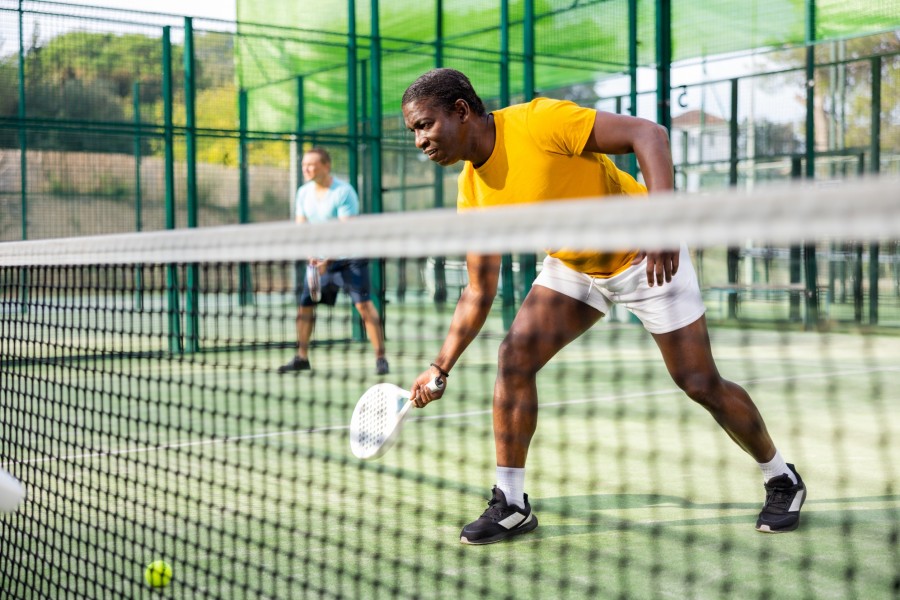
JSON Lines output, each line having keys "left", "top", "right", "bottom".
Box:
{"left": 2, "top": 296, "right": 899, "bottom": 599}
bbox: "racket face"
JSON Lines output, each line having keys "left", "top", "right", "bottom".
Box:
{"left": 306, "top": 263, "right": 321, "bottom": 302}
{"left": 350, "top": 383, "right": 410, "bottom": 460}
{"left": 0, "top": 468, "right": 25, "bottom": 513}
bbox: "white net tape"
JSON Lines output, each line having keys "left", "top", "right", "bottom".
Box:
{"left": 1, "top": 176, "right": 897, "bottom": 266}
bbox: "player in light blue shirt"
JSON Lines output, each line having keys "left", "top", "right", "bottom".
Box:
{"left": 294, "top": 171, "right": 358, "bottom": 224}
{"left": 279, "top": 147, "right": 389, "bottom": 376}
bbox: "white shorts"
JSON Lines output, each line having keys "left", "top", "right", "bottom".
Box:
{"left": 533, "top": 244, "right": 706, "bottom": 335}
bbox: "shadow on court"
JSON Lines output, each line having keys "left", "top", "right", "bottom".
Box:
{"left": 517, "top": 493, "right": 900, "bottom": 540}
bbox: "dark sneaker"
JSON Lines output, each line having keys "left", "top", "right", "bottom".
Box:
{"left": 375, "top": 357, "right": 389, "bottom": 375}
{"left": 278, "top": 357, "right": 311, "bottom": 374}
{"left": 756, "top": 463, "right": 807, "bottom": 533}
{"left": 460, "top": 486, "right": 538, "bottom": 545}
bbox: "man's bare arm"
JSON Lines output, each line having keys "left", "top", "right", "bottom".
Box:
{"left": 584, "top": 111, "right": 679, "bottom": 286}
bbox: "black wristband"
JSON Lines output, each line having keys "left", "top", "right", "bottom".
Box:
{"left": 430, "top": 362, "right": 450, "bottom": 378}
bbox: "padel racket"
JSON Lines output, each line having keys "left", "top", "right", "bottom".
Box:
{"left": 349, "top": 377, "right": 444, "bottom": 460}
{"left": 0, "top": 467, "right": 25, "bottom": 513}
{"left": 305, "top": 262, "right": 321, "bottom": 302}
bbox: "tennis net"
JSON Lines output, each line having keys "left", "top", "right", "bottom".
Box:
{"left": 1, "top": 176, "right": 899, "bottom": 599}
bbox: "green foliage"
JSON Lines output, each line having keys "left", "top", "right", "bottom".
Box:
{"left": 24, "top": 78, "right": 133, "bottom": 153}
{"left": 3, "top": 28, "right": 246, "bottom": 161}
{"left": 0, "top": 60, "right": 17, "bottom": 117}
{"left": 840, "top": 33, "right": 900, "bottom": 152}
{"left": 0, "top": 59, "right": 18, "bottom": 148}
{"left": 34, "top": 31, "right": 188, "bottom": 102}
{"left": 247, "top": 140, "right": 290, "bottom": 168}
{"left": 47, "top": 171, "right": 132, "bottom": 200}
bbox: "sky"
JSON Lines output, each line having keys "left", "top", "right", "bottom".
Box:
{"left": 55, "top": 0, "right": 236, "bottom": 21}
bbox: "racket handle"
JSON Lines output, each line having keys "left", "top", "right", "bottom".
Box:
{"left": 425, "top": 376, "right": 445, "bottom": 393}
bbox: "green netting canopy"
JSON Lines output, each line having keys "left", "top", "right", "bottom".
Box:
{"left": 235, "top": 0, "right": 899, "bottom": 132}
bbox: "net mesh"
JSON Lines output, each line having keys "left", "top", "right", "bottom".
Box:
{"left": 2, "top": 176, "right": 900, "bottom": 598}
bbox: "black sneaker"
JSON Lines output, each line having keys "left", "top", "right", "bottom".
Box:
{"left": 460, "top": 486, "right": 538, "bottom": 545}
{"left": 756, "top": 463, "right": 807, "bottom": 533}
{"left": 278, "top": 357, "right": 311, "bottom": 374}
{"left": 375, "top": 357, "right": 389, "bottom": 375}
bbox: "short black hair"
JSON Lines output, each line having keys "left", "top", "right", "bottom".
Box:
{"left": 401, "top": 68, "right": 486, "bottom": 117}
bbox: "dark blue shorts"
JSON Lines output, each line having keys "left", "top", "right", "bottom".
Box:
{"left": 297, "top": 259, "right": 371, "bottom": 307}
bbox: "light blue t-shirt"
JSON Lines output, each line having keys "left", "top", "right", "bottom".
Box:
{"left": 294, "top": 177, "right": 359, "bottom": 224}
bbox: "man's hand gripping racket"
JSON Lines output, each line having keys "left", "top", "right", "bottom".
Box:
{"left": 349, "top": 376, "right": 444, "bottom": 460}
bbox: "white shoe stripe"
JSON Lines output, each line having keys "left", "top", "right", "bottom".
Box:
{"left": 788, "top": 488, "right": 806, "bottom": 512}
{"left": 498, "top": 511, "right": 527, "bottom": 530}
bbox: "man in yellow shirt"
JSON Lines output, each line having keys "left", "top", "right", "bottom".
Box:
{"left": 402, "top": 68, "right": 806, "bottom": 544}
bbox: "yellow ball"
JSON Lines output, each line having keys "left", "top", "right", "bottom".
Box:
{"left": 145, "top": 560, "right": 173, "bottom": 588}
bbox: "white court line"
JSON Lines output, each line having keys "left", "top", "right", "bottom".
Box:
{"left": 4, "top": 363, "right": 898, "bottom": 469}
{"left": 8, "top": 425, "right": 349, "bottom": 466}
{"left": 413, "top": 363, "right": 900, "bottom": 422}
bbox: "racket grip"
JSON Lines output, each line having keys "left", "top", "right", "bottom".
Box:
{"left": 425, "top": 377, "right": 445, "bottom": 393}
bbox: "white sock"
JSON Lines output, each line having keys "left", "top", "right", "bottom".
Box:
{"left": 496, "top": 466, "right": 526, "bottom": 509}
{"left": 758, "top": 449, "right": 797, "bottom": 484}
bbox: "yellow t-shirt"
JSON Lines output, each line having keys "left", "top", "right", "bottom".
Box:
{"left": 457, "top": 98, "right": 646, "bottom": 278}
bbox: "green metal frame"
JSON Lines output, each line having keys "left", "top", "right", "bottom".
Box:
{"left": 162, "top": 26, "right": 183, "bottom": 355}
{"left": 238, "top": 89, "right": 254, "bottom": 306}
{"left": 16, "top": 1, "right": 29, "bottom": 312}
{"left": 803, "top": 0, "right": 820, "bottom": 329}
{"left": 3, "top": 0, "right": 896, "bottom": 335}
{"left": 184, "top": 17, "right": 201, "bottom": 352}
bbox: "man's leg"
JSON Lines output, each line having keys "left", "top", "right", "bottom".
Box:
{"left": 355, "top": 300, "right": 389, "bottom": 375}
{"left": 297, "top": 305, "right": 316, "bottom": 361}
{"left": 279, "top": 306, "right": 315, "bottom": 373}
{"left": 460, "top": 286, "right": 601, "bottom": 545}
{"left": 652, "top": 315, "right": 806, "bottom": 532}
{"left": 354, "top": 300, "right": 385, "bottom": 359}
{"left": 494, "top": 286, "right": 602, "bottom": 467}
{"left": 342, "top": 258, "right": 389, "bottom": 375}
{"left": 651, "top": 315, "right": 774, "bottom": 461}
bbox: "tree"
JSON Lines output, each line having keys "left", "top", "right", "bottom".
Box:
{"left": 839, "top": 32, "right": 900, "bottom": 155}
